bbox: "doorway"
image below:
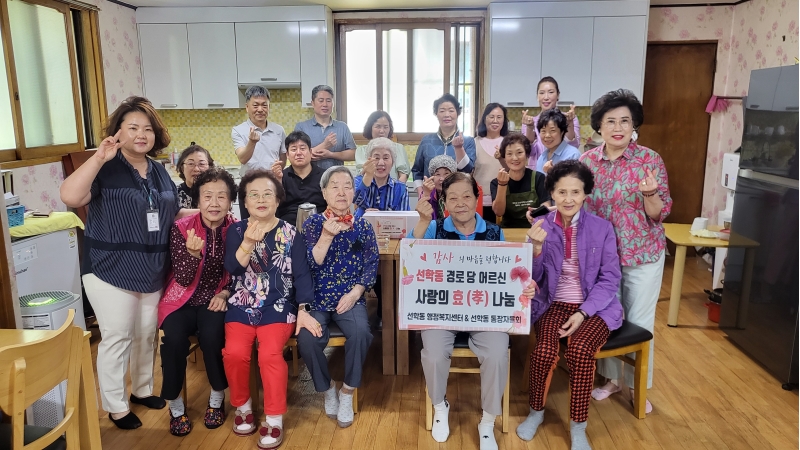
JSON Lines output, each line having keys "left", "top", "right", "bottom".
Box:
{"left": 638, "top": 42, "right": 717, "bottom": 226}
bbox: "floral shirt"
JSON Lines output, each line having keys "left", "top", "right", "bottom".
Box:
{"left": 223, "top": 219, "right": 314, "bottom": 326}
{"left": 303, "top": 214, "right": 379, "bottom": 312}
{"left": 579, "top": 142, "right": 672, "bottom": 267}
{"left": 177, "top": 182, "right": 193, "bottom": 209}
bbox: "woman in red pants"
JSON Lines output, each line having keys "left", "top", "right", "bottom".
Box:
{"left": 517, "top": 160, "right": 622, "bottom": 450}
{"left": 223, "top": 169, "right": 318, "bottom": 449}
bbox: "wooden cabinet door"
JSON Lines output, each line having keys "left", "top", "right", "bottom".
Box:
{"left": 235, "top": 22, "right": 301, "bottom": 85}
{"left": 139, "top": 24, "right": 193, "bottom": 109}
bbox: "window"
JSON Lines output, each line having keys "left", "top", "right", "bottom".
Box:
{"left": 0, "top": 0, "right": 107, "bottom": 164}
{"left": 338, "top": 21, "right": 481, "bottom": 142}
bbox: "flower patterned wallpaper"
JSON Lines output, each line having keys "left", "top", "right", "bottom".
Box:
{"left": 96, "top": 0, "right": 143, "bottom": 112}
{"left": 648, "top": 0, "right": 798, "bottom": 222}
{"left": 11, "top": 163, "right": 66, "bottom": 213}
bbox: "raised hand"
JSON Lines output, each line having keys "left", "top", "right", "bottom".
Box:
{"left": 271, "top": 161, "right": 284, "bottom": 181}
{"left": 248, "top": 126, "right": 261, "bottom": 143}
{"left": 322, "top": 217, "right": 344, "bottom": 238}
{"left": 185, "top": 228, "right": 204, "bottom": 258}
{"left": 452, "top": 131, "right": 464, "bottom": 149}
{"left": 497, "top": 168, "right": 510, "bottom": 185}
{"left": 522, "top": 280, "right": 538, "bottom": 298}
{"left": 94, "top": 129, "right": 122, "bottom": 163}
{"left": 494, "top": 144, "right": 502, "bottom": 160}
{"left": 565, "top": 104, "right": 576, "bottom": 122}
{"left": 521, "top": 109, "right": 533, "bottom": 126}
{"left": 416, "top": 198, "right": 434, "bottom": 222}
{"left": 527, "top": 219, "right": 547, "bottom": 257}
{"left": 542, "top": 160, "right": 554, "bottom": 173}
{"left": 421, "top": 176, "right": 435, "bottom": 197}
{"left": 243, "top": 219, "right": 267, "bottom": 245}
{"left": 363, "top": 159, "right": 377, "bottom": 178}
{"left": 638, "top": 168, "right": 660, "bottom": 196}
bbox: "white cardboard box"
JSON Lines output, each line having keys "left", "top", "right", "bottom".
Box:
{"left": 362, "top": 211, "right": 420, "bottom": 239}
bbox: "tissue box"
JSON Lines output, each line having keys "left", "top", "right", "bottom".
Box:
{"left": 6, "top": 205, "right": 24, "bottom": 227}
{"left": 362, "top": 211, "right": 420, "bottom": 238}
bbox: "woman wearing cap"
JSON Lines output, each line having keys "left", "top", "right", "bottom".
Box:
{"left": 490, "top": 133, "right": 550, "bottom": 228}
{"left": 520, "top": 76, "right": 582, "bottom": 167}
{"left": 422, "top": 155, "right": 484, "bottom": 221}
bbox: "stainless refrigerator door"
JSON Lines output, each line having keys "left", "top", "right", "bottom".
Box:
{"left": 720, "top": 170, "right": 798, "bottom": 385}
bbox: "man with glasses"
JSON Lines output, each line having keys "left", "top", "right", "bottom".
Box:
{"left": 232, "top": 86, "right": 287, "bottom": 178}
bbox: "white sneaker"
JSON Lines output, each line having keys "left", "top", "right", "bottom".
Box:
{"left": 431, "top": 399, "right": 450, "bottom": 442}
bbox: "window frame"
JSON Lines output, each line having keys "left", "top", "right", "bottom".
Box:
{"left": 336, "top": 17, "right": 483, "bottom": 145}
{"left": 0, "top": 0, "right": 107, "bottom": 166}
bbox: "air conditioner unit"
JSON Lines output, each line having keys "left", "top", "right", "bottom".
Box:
{"left": 19, "top": 291, "right": 86, "bottom": 428}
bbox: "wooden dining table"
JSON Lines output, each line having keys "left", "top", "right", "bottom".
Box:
{"left": 379, "top": 239, "right": 401, "bottom": 375}
{"left": 0, "top": 328, "right": 102, "bottom": 449}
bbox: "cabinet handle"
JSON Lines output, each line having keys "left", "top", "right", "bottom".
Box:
{"left": 750, "top": 104, "right": 760, "bottom": 108}
{"left": 208, "top": 103, "right": 224, "bottom": 107}
{"left": 160, "top": 104, "right": 177, "bottom": 108}
{"left": 508, "top": 102, "right": 524, "bottom": 106}
{"left": 305, "top": 102, "right": 312, "bottom": 106}
{"left": 786, "top": 106, "right": 799, "bottom": 111}
{"left": 261, "top": 77, "right": 278, "bottom": 81}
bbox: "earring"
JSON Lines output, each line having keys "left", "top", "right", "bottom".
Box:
{"left": 631, "top": 130, "right": 639, "bottom": 142}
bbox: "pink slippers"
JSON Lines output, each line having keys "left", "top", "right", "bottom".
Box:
{"left": 591, "top": 383, "right": 621, "bottom": 401}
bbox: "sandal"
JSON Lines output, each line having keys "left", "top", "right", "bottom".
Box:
{"left": 169, "top": 413, "right": 192, "bottom": 437}
{"left": 232, "top": 409, "right": 257, "bottom": 436}
{"left": 591, "top": 383, "right": 621, "bottom": 401}
{"left": 257, "top": 423, "right": 284, "bottom": 449}
{"left": 204, "top": 403, "right": 226, "bottom": 429}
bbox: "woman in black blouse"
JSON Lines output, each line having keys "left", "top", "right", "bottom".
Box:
{"left": 175, "top": 144, "right": 215, "bottom": 208}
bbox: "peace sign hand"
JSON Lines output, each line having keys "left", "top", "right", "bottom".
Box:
{"left": 565, "top": 104, "right": 576, "bottom": 122}
{"left": 638, "top": 168, "right": 660, "bottom": 196}
{"left": 185, "top": 228, "right": 204, "bottom": 258}
{"left": 94, "top": 129, "right": 122, "bottom": 164}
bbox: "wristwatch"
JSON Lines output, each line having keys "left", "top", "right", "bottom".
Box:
{"left": 299, "top": 303, "right": 312, "bottom": 312}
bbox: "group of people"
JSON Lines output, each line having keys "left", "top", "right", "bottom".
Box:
{"left": 60, "top": 76, "right": 672, "bottom": 450}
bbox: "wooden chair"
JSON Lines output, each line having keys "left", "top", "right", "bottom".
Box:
{"left": 181, "top": 336, "right": 202, "bottom": 408}
{"left": 284, "top": 322, "right": 358, "bottom": 413}
{"left": 0, "top": 310, "right": 84, "bottom": 450}
{"left": 520, "top": 320, "right": 653, "bottom": 419}
{"left": 425, "top": 332, "right": 510, "bottom": 433}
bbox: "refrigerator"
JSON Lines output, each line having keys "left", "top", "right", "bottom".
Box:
{"left": 719, "top": 65, "right": 799, "bottom": 389}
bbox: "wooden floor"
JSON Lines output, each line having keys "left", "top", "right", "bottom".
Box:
{"left": 91, "top": 256, "right": 799, "bottom": 450}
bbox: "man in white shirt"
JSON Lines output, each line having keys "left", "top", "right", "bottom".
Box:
{"left": 231, "top": 86, "right": 287, "bottom": 177}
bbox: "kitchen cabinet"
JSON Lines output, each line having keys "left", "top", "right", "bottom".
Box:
{"left": 772, "top": 65, "right": 799, "bottom": 112}
{"left": 745, "top": 66, "right": 781, "bottom": 110}
{"left": 590, "top": 16, "right": 647, "bottom": 103}
{"left": 299, "top": 21, "right": 331, "bottom": 107}
{"left": 235, "top": 22, "right": 301, "bottom": 86}
{"left": 187, "top": 23, "right": 240, "bottom": 109}
{"left": 138, "top": 24, "right": 193, "bottom": 109}
{"left": 489, "top": 18, "right": 542, "bottom": 107}
{"left": 540, "top": 17, "right": 593, "bottom": 106}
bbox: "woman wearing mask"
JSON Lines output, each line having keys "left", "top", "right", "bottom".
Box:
{"left": 520, "top": 76, "right": 581, "bottom": 166}
{"left": 61, "top": 96, "right": 185, "bottom": 429}
{"left": 472, "top": 103, "right": 509, "bottom": 222}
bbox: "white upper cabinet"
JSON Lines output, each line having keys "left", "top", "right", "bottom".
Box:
{"left": 187, "top": 23, "right": 240, "bottom": 109}
{"left": 299, "top": 21, "right": 330, "bottom": 107}
{"left": 489, "top": 18, "right": 542, "bottom": 107}
{"left": 540, "top": 18, "right": 593, "bottom": 107}
{"left": 235, "top": 22, "right": 301, "bottom": 86}
{"left": 590, "top": 16, "right": 647, "bottom": 103}
{"left": 138, "top": 24, "right": 193, "bottom": 109}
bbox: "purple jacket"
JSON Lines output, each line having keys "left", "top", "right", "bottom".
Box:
{"left": 530, "top": 210, "right": 623, "bottom": 330}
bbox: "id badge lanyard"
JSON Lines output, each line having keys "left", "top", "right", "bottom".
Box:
{"left": 143, "top": 182, "right": 160, "bottom": 232}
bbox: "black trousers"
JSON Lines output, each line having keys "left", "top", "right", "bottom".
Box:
{"left": 160, "top": 303, "right": 228, "bottom": 400}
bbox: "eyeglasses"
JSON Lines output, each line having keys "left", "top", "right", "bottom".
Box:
{"left": 247, "top": 192, "right": 275, "bottom": 201}
{"left": 184, "top": 162, "right": 209, "bottom": 169}
{"left": 602, "top": 119, "right": 633, "bottom": 130}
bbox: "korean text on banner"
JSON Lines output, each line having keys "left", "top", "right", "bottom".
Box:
{"left": 398, "top": 238, "right": 534, "bottom": 334}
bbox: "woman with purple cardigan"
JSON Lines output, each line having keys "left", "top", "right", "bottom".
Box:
{"left": 516, "top": 160, "right": 622, "bottom": 450}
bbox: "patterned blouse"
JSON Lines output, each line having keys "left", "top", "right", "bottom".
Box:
{"left": 223, "top": 219, "right": 314, "bottom": 326}
{"left": 170, "top": 223, "right": 225, "bottom": 306}
{"left": 580, "top": 142, "right": 672, "bottom": 267}
{"left": 303, "top": 214, "right": 379, "bottom": 312}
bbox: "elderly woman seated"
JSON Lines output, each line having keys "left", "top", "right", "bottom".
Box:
{"left": 353, "top": 137, "right": 410, "bottom": 218}
{"left": 222, "top": 169, "right": 314, "bottom": 449}
{"left": 158, "top": 167, "right": 236, "bottom": 437}
{"left": 517, "top": 160, "right": 622, "bottom": 450}
{"left": 410, "top": 173, "right": 527, "bottom": 450}
{"left": 299, "top": 166, "right": 378, "bottom": 429}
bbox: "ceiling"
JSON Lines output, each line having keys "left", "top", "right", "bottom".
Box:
{"left": 125, "top": 0, "right": 740, "bottom": 10}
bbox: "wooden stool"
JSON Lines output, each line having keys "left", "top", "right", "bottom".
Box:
{"left": 520, "top": 320, "right": 653, "bottom": 419}
{"left": 425, "top": 332, "right": 510, "bottom": 432}
{"left": 285, "top": 322, "right": 358, "bottom": 413}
